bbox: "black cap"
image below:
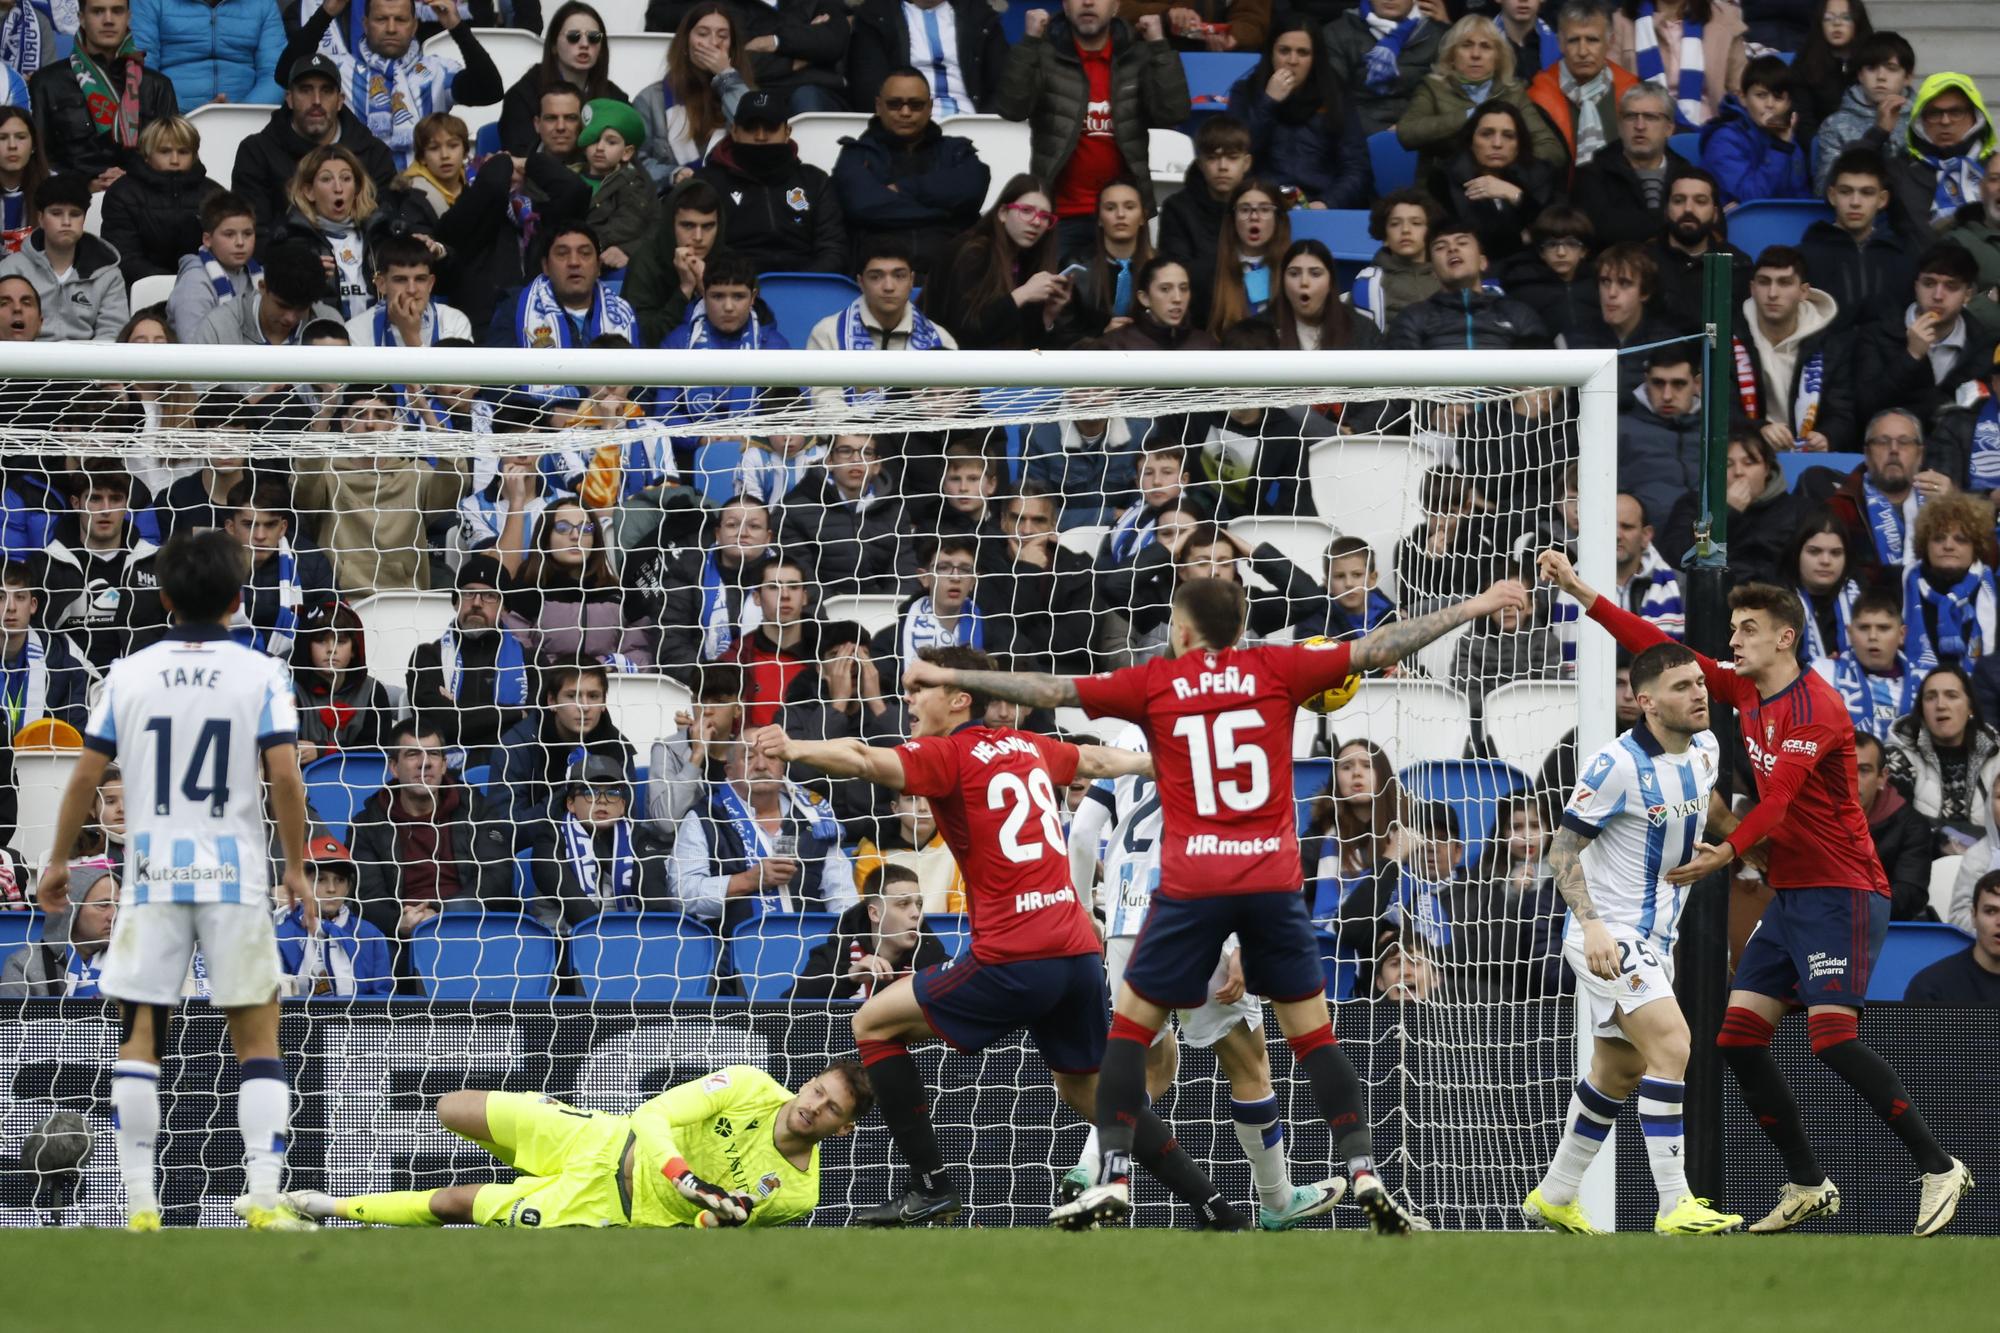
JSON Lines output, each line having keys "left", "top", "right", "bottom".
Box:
{"left": 287, "top": 54, "right": 342, "bottom": 89}
{"left": 456, "top": 552, "right": 504, "bottom": 593}
{"left": 733, "top": 89, "right": 788, "bottom": 130}
{"left": 567, "top": 754, "right": 631, "bottom": 798}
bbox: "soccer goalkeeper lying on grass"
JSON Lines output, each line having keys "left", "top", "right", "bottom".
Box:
{"left": 287, "top": 1063, "right": 872, "bottom": 1230}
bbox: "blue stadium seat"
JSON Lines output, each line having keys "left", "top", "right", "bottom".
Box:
{"left": 570, "top": 912, "right": 719, "bottom": 1000}
{"left": 1181, "top": 52, "right": 1258, "bottom": 116}
{"left": 1316, "top": 933, "right": 1361, "bottom": 1000}
{"left": 928, "top": 912, "right": 970, "bottom": 960}
{"left": 692, "top": 436, "right": 746, "bottom": 502}
{"left": 1400, "top": 759, "right": 1529, "bottom": 871}
{"left": 1294, "top": 757, "right": 1332, "bottom": 836}
{"left": 1286, "top": 208, "right": 1377, "bottom": 262}
{"left": 730, "top": 912, "right": 840, "bottom": 999}
{"left": 758, "top": 272, "right": 861, "bottom": 349}
{"left": 999, "top": 1, "right": 1050, "bottom": 43}
{"left": 1779, "top": 450, "right": 1862, "bottom": 491}
{"left": 302, "top": 749, "right": 390, "bottom": 844}
{"left": 1726, "top": 200, "right": 1834, "bottom": 258}
{"left": 461, "top": 763, "right": 492, "bottom": 796}
{"left": 1368, "top": 129, "right": 1417, "bottom": 192}
{"left": 0, "top": 910, "right": 43, "bottom": 951}
{"left": 475, "top": 121, "right": 502, "bottom": 158}
{"left": 1669, "top": 131, "right": 1701, "bottom": 161}
{"left": 406, "top": 912, "right": 558, "bottom": 1000}
{"left": 1868, "top": 922, "right": 1974, "bottom": 1001}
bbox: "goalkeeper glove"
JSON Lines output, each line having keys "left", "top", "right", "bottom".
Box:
{"left": 665, "top": 1158, "right": 754, "bottom": 1226}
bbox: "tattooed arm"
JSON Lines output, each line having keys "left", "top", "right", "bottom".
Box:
{"left": 1548, "top": 824, "right": 1620, "bottom": 980}
{"left": 902, "top": 657, "right": 1081, "bottom": 709}
{"left": 1349, "top": 579, "right": 1529, "bottom": 672}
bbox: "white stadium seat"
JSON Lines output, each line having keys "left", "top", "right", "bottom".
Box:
{"left": 351, "top": 590, "right": 457, "bottom": 693}
{"left": 1229, "top": 516, "right": 1333, "bottom": 582}
{"left": 607, "top": 33, "right": 674, "bottom": 95}
{"left": 940, "top": 114, "right": 1029, "bottom": 212}
{"left": 1414, "top": 620, "right": 1469, "bottom": 683}
{"left": 455, "top": 100, "right": 502, "bottom": 142}
{"left": 1481, "top": 680, "right": 1576, "bottom": 777}
{"left": 1052, "top": 706, "right": 1100, "bottom": 741}
{"left": 1326, "top": 679, "right": 1472, "bottom": 765}
{"left": 819, "top": 594, "right": 901, "bottom": 637}
{"left": 129, "top": 273, "right": 176, "bottom": 311}
{"left": 85, "top": 187, "right": 105, "bottom": 237}
{"left": 425, "top": 28, "right": 543, "bottom": 93}
{"left": 591, "top": 0, "right": 653, "bottom": 33}
{"left": 1306, "top": 436, "right": 1433, "bottom": 594}
{"left": 1057, "top": 524, "right": 1107, "bottom": 560}
{"left": 602, "top": 672, "right": 693, "bottom": 749}
{"left": 1147, "top": 126, "right": 1194, "bottom": 193}
{"left": 1930, "top": 855, "right": 1963, "bottom": 925}
{"left": 12, "top": 749, "right": 78, "bottom": 872}
{"left": 188, "top": 102, "right": 281, "bottom": 193}
{"left": 786, "top": 113, "right": 872, "bottom": 174}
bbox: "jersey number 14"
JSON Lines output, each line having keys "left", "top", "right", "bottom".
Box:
{"left": 144, "top": 717, "right": 233, "bottom": 817}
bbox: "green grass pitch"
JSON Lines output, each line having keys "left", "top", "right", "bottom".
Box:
{"left": 4, "top": 1230, "right": 1987, "bottom": 1332}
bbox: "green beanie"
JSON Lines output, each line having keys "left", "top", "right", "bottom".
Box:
{"left": 580, "top": 98, "right": 646, "bottom": 151}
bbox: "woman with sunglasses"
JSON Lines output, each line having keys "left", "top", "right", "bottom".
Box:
{"left": 919, "top": 173, "right": 1074, "bottom": 349}
{"left": 499, "top": 1, "right": 628, "bottom": 155}
{"left": 500, "top": 497, "right": 655, "bottom": 669}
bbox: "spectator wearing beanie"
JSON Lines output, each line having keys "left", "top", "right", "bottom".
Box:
{"left": 189, "top": 238, "right": 341, "bottom": 345}
{"left": 0, "top": 172, "right": 127, "bottom": 340}
{"left": 405, "top": 552, "right": 534, "bottom": 756}
{"left": 577, "top": 97, "right": 658, "bottom": 273}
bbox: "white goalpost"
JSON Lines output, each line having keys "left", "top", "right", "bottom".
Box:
{"left": 0, "top": 344, "right": 1618, "bottom": 1229}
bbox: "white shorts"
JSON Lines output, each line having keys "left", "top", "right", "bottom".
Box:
{"left": 98, "top": 901, "right": 282, "bottom": 1008}
{"left": 1564, "top": 929, "right": 1677, "bottom": 1042}
{"left": 1105, "top": 933, "right": 1262, "bottom": 1050}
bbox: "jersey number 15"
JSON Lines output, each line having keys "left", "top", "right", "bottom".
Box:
{"left": 1173, "top": 710, "right": 1271, "bottom": 816}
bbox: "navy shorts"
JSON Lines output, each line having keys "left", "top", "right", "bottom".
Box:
{"left": 912, "top": 951, "right": 1108, "bottom": 1075}
{"left": 1123, "top": 891, "right": 1324, "bottom": 1010}
{"left": 1734, "top": 886, "right": 1890, "bottom": 1007}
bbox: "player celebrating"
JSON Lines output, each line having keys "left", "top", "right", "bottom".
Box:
{"left": 1065, "top": 722, "right": 1346, "bottom": 1230}
{"left": 1540, "top": 550, "right": 1972, "bottom": 1236}
{"left": 906, "top": 575, "right": 1529, "bottom": 1233}
{"left": 1522, "top": 642, "right": 1743, "bottom": 1235}
{"left": 283, "top": 1064, "right": 869, "bottom": 1230}
{"left": 751, "top": 645, "right": 1247, "bottom": 1229}
{"left": 36, "top": 530, "right": 317, "bottom": 1232}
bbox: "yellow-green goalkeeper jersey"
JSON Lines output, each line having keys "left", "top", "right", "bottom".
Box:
{"left": 627, "top": 1065, "right": 821, "bottom": 1228}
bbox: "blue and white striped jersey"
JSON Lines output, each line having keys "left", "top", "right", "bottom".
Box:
{"left": 1083, "top": 725, "right": 1163, "bottom": 940}
{"left": 83, "top": 625, "right": 298, "bottom": 907}
{"left": 1560, "top": 722, "right": 1720, "bottom": 952}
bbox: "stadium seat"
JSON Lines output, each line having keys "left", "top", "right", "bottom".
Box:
{"left": 1778, "top": 450, "right": 1861, "bottom": 490}
{"left": 819, "top": 593, "right": 902, "bottom": 637}
{"left": 407, "top": 911, "right": 559, "bottom": 1000}
{"left": 1400, "top": 759, "right": 1528, "bottom": 870}
{"left": 1332, "top": 679, "right": 1473, "bottom": 765}
{"left": 787, "top": 112, "right": 872, "bottom": 171}
{"left": 461, "top": 763, "right": 492, "bottom": 794}
{"left": 1481, "top": 680, "right": 1576, "bottom": 777}
{"left": 473, "top": 117, "right": 503, "bottom": 159}
{"left": 0, "top": 909, "right": 42, "bottom": 951}
{"left": 690, "top": 435, "right": 745, "bottom": 502}
{"left": 1726, "top": 200, "right": 1834, "bottom": 257}
{"left": 302, "top": 749, "right": 390, "bottom": 842}
{"left": 758, "top": 272, "right": 862, "bottom": 349}
{"left": 729, "top": 912, "right": 840, "bottom": 999}
{"left": 570, "top": 911, "right": 719, "bottom": 1000}
{"left": 1229, "top": 515, "right": 1334, "bottom": 581}
{"left": 1867, "top": 922, "right": 1973, "bottom": 1001}
{"left": 12, "top": 749, "right": 78, "bottom": 871}
{"left": 1286, "top": 208, "right": 1376, "bottom": 262}
{"left": 1294, "top": 706, "right": 1327, "bottom": 760}
{"left": 1305, "top": 437, "right": 1431, "bottom": 594}
{"left": 593, "top": 0, "right": 653, "bottom": 31}
{"left": 1056, "top": 523, "right": 1107, "bottom": 559}
{"left": 939, "top": 114, "right": 1031, "bottom": 211}
{"left": 1052, "top": 706, "right": 1102, "bottom": 741}
{"left": 129, "top": 272, "right": 175, "bottom": 311}
{"left": 1928, "top": 854, "right": 1963, "bottom": 924}
{"left": 1368, "top": 129, "right": 1417, "bottom": 192}
{"left": 1294, "top": 757, "right": 1331, "bottom": 834}
{"left": 187, "top": 101, "right": 279, "bottom": 192}
{"left": 1414, "top": 619, "right": 1469, "bottom": 683}
{"left": 1180, "top": 52, "right": 1258, "bottom": 116}
{"left": 424, "top": 28, "right": 541, "bottom": 91}
{"left": 1669, "top": 131, "right": 1700, "bottom": 161}
{"left": 601, "top": 672, "right": 695, "bottom": 750}
{"left": 1148, "top": 126, "right": 1196, "bottom": 194}
{"left": 351, "top": 589, "right": 456, "bottom": 693}
{"left": 455, "top": 100, "right": 501, "bottom": 144}
{"left": 928, "top": 912, "right": 970, "bottom": 959}
{"left": 85, "top": 187, "right": 105, "bottom": 237}
{"left": 607, "top": 32, "right": 674, "bottom": 92}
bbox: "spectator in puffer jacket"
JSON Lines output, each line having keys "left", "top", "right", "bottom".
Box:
{"left": 832, "top": 67, "right": 991, "bottom": 281}
{"left": 1386, "top": 222, "right": 1545, "bottom": 349}
{"left": 291, "top": 599, "right": 394, "bottom": 763}
{"left": 1697, "top": 57, "right": 1812, "bottom": 205}
{"left": 132, "top": 0, "right": 285, "bottom": 107}
{"left": 1322, "top": 0, "right": 1441, "bottom": 135}
{"left": 231, "top": 54, "right": 397, "bottom": 238}
{"left": 1810, "top": 30, "right": 1913, "bottom": 192}
{"left": 1887, "top": 662, "right": 2000, "bottom": 855}
{"left": 0, "top": 172, "right": 127, "bottom": 340}
{"left": 100, "top": 113, "right": 220, "bottom": 285}
{"left": 1229, "top": 18, "right": 1372, "bottom": 210}
{"left": 28, "top": 0, "right": 179, "bottom": 187}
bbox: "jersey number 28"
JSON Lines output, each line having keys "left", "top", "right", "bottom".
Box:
{"left": 988, "top": 769, "right": 1067, "bottom": 863}
{"left": 1172, "top": 710, "right": 1271, "bottom": 816}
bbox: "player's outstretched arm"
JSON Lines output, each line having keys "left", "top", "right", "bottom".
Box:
{"left": 1547, "top": 825, "right": 1619, "bottom": 980}
{"left": 750, "top": 726, "right": 908, "bottom": 790}
{"left": 1075, "top": 745, "right": 1153, "bottom": 781}
{"left": 35, "top": 746, "right": 111, "bottom": 915}
{"left": 1348, "top": 578, "right": 1529, "bottom": 672}
{"left": 903, "top": 656, "right": 1080, "bottom": 709}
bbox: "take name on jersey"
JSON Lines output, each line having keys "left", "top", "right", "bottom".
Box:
{"left": 1560, "top": 722, "right": 1720, "bottom": 952}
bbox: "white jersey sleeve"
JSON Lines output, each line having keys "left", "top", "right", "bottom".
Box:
{"left": 1561, "top": 727, "right": 1719, "bottom": 951}
{"left": 1096, "top": 724, "right": 1164, "bottom": 939}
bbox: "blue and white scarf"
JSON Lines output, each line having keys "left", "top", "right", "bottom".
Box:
{"left": 1971, "top": 394, "right": 2000, "bottom": 493}
{"left": 1107, "top": 503, "right": 1156, "bottom": 564}
{"left": 231, "top": 540, "right": 300, "bottom": 657}
{"left": 439, "top": 626, "right": 529, "bottom": 708}
{"left": 1913, "top": 124, "right": 1988, "bottom": 222}
{"left": 834, "top": 297, "right": 947, "bottom": 404}
{"left": 515, "top": 274, "right": 639, "bottom": 397}
{"left": 672, "top": 310, "right": 774, "bottom": 421}
{"left": 697, "top": 552, "right": 741, "bottom": 660}
{"left": 374, "top": 299, "right": 444, "bottom": 347}
{"left": 1904, "top": 562, "right": 1995, "bottom": 670}
{"left": 1535, "top": 17, "right": 1560, "bottom": 70}
{"left": 560, "top": 811, "right": 637, "bottom": 908}
{"left": 1827, "top": 649, "right": 1920, "bottom": 742}
{"left": 0, "top": 628, "right": 49, "bottom": 736}
{"left": 1391, "top": 869, "right": 1452, "bottom": 950}
{"left": 1, "top": 0, "right": 73, "bottom": 79}
{"left": 711, "top": 779, "right": 841, "bottom": 916}
{"left": 1796, "top": 578, "right": 1859, "bottom": 663}
{"left": 202, "top": 246, "right": 260, "bottom": 304}
{"left": 61, "top": 945, "right": 102, "bottom": 997}
{"left": 319, "top": 3, "right": 453, "bottom": 168}
{"left": 1862, "top": 477, "right": 1921, "bottom": 569}
{"left": 898, "top": 595, "right": 984, "bottom": 671}
{"left": 1632, "top": 4, "right": 1706, "bottom": 127}
{"left": 1358, "top": 3, "right": 1421, "bottom": 97}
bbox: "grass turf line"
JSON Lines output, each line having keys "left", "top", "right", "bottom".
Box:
{"left": 1, "top": 1231, "right": 1988, "bottom": 1332}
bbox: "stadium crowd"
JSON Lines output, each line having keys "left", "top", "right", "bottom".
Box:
{"left": 0, "top": 0, "right": 1997, "bottom": 1010}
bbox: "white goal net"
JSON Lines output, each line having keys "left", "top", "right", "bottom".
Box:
{"left": 0, "top": 345, "right": 1616, "bottom": 1229}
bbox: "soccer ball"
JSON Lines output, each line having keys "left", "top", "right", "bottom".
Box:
{"left": 1298, "top": 638, "right": 1362, "bottom": 715}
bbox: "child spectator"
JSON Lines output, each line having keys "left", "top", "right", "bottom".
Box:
{"left": 1101, "top": 256, "right": 1218, "bottom": 353}
{"left": 167, "top": 191, "right": 259, "bottom": 342}
{"left": 1158, "top": 113, "right": 1251, "bottom": 316}
{"left": 1063, "top": 177, "right": 1152, "bottom": 328}
{"left": 789, "top": 864, "right": 951, "bottom": 1001}
{"left": 1698, "top": 54, "right": 1812, "bottom": 205}
{"left": 100, "top": 113, "right": 219, "bottom": 286}
{"left": 736, "top": 435, "right": 825, "bottom": 510}
{"left": 1799, "top": 147, "right": 1916, "bottom": 332}
{"left": 1811, "top": 29, "right": 1913, "bottom": 191}
{"left": 269, "top": 143, "right": 382, "bottom": 320}
{"left": 1206, "top": 176, "right": 1288, "bottom": 336}
{"left": 395, "top": 110, "right": 469, "bottom": 217}
{"left": 852, "top": 801, "right": 966, "bottom": 915}
{"left": 879, "top": 534, "right": 986, "bottom": 676}
{"left": 1296, "top": 535, "right": 1400, "bottom": 645}
{"left": 345, "top": 234, "right": 472, "bottom": 346}
{"left": 918, "top": 177, "right": 1062, "bottom": 352}
{"left": 529, "top": 754, "right": 674, "bottom": 932}
{"left": 1324, "top": 0, "right": 1441, "bottom": 134}
{"left": 733, "top": 555, "right": 815, "bottom": 728}
{"left": 1350, "top": 187, "right": 1441, "bottom": 334}
{"left": 187, "top": 239, "right": 337, "bottom": 346}
{"left": 577, "top": 97, "right": 658, "bottom": 273}
{"left": 494, "top": 658, "right": 636, "bottom": 843}
{"left": 1398, "top": 14, "right": 1564, "bottom": 184}
{"left": 276, "top": 836, "right": 393, "bottom": 998}
{"left": 292, "top": 600, "right": 394, "bottom": 764}
{"left": 1886, "top": 662, "right": 2000, "bottom": 855}
{"left": 653, "top": 263, "right": 792, "bottom": 414}
{"left": 1230, "top": 19, "right": 1372, "bottom": 210}
{"left": 502, "top": 496, "right": 654, "bottom": 670}
{"left": 222, "top": 476, "right": 334, "bottom": 660}
{"left": 1504, "top": 204, "right": 1597, "bottom": 339}
{"left": 1814, "top": 587, "right": 1918, "bottom": 740}
{"left": 1451, "top": 561, "right": 1560, "bottom": 715}
{"left": 635, "top": 3, "right": 751, "bottom": 186}
{"left": 0, "top": 106, "right": 47, "bottom": 254}
{"left": 1902, "top": 490, "right": 1999, "bottom": 672}
{"left": 0, "top": 172, "right": 126, "bottom": 340}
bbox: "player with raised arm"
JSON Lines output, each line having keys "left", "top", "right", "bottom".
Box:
{"left": 1063, "top": 722, "right": 1347, "bottom": 1229}
{"left": 282, "top": 1063, "right": 870, "bottom": 1230}
{"left": 905, "top": 575, "right": 1530, "bottom": 1233}
{"left": 751, "top": 644, "right": 1251, "bottom": 1230}
{"left": 1540, "top": 549, "right": 1972, "bottom": 1236}
{"left": 1522, "top": 642, "right": 1743, "bottom": 1235}
{"left": 36, "top": 530, "right": 317, "bottom": 1232}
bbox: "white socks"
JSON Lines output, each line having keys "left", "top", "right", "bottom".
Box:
{"left": 1638, "top": 1076, "right": 1690, "bottom": 1212}
{"left": 238, "top": 1058, "right": 291, "bottom": 1199}
{"left": 1075, "top": 1125, "right": 1101, "bottom": 1181}
{"left": 1539, "top": 1078, "right": 1619, "bottom": 1207}
{"left": 111, "top": 1059, "right": 162, "bottom": 1216}
{"left": 1231, "top": 1096, "right": 1294, "bottom": 1212}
